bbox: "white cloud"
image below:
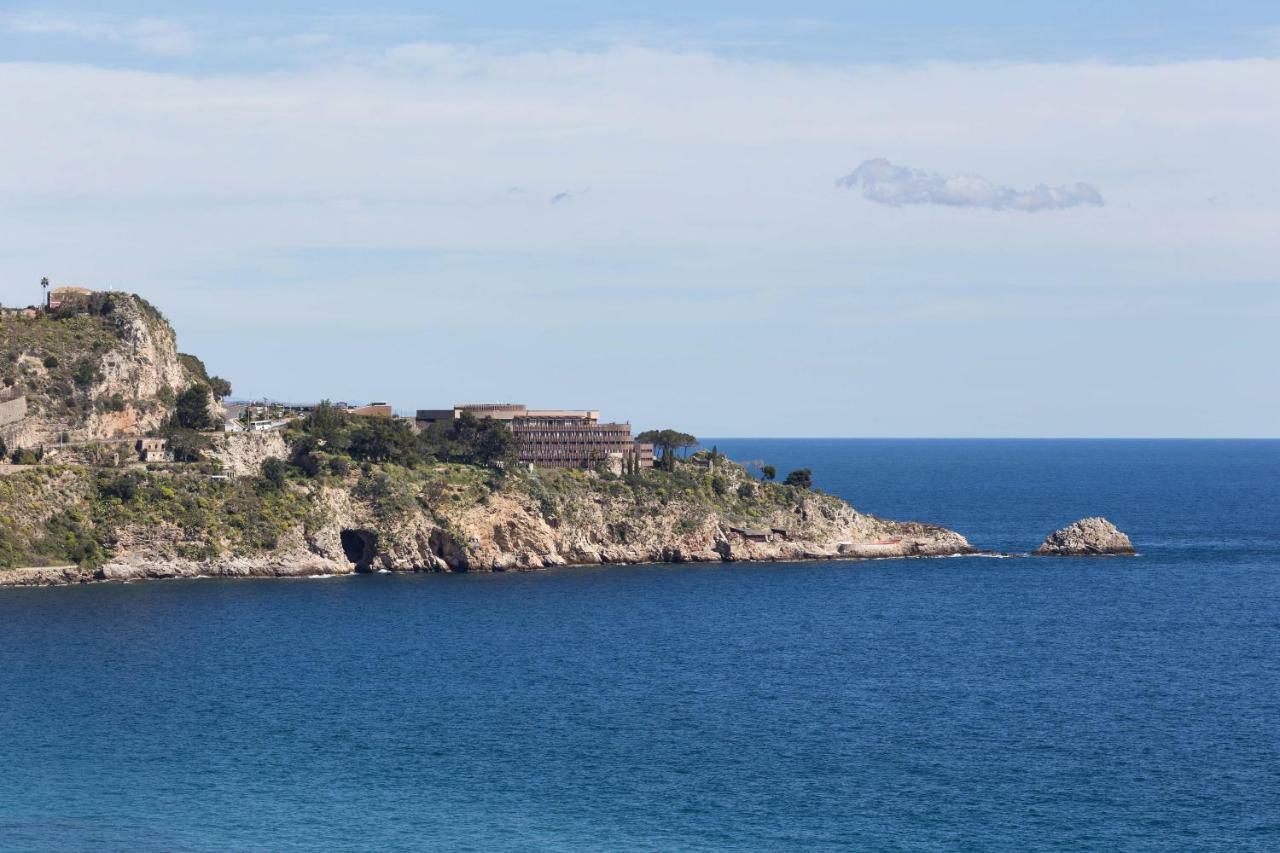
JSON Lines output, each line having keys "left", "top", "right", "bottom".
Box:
{"left": 838, "top": 158, "right": 1103, "bottom": 212}
{"left": 3, "top": 14, "right": 195, "bottom": 56}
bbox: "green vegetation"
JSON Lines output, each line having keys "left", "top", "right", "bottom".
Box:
{"left": 0, "top": 465, "right": 317, "bottom": 569}
{"left": 783, "top": 468, "right": 813, "bottom": 490}
{"left": 0, "top": 443, "right": 817, "bottom": 571}
{"left": 761, "top": 464, "right": 776, "bottom": 481}
{"left": 178, "top": 353, "right": 231, "bottom": 399}
{"left": 175, "top": 384, "right": 213, "bottom": 430}
{"left": 636, "top": 428, "right": 697, "bottom": 471}
{"left": 0, "top": 311, "right": 120, "bottom": 423}
{"left": 284, "top": 402, "right": 516, "bottom": 474}
{"left": 517, "top": 452, "right": 807, "bottom": 536}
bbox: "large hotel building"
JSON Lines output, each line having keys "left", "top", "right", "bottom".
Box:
{"left": 416, "top": 404, "right": 654, "bottom": 470}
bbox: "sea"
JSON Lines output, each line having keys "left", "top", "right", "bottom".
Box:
{"left": 1, "top": 439, "right": 1277, "bottom": 852}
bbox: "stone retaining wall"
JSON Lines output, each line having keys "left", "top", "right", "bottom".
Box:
{"left": 0, "top": 395, "right": 26, "bottom": 428}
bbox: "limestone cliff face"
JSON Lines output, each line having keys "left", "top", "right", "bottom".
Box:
{"left": 83, "top": 296, "right": 201, "bottom": 440}
{"left": 208, "top": 432, "right": 288, "bottom": 477}
{"left": 87, "top": 470, "right": 973, "bottom": 584}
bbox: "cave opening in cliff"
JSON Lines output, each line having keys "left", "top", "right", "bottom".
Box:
{"left": 340, "top": 529, "right": 377, "bottom": 573}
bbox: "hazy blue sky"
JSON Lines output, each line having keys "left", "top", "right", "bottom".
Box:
{"left": 2, "top": 3, "right": 1277, "bottom": 436}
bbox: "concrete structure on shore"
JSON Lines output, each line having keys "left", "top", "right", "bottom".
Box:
{"left": 417, "top": 403, "right": 654, "bottom": 470}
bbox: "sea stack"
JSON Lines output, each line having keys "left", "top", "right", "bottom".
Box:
{"left": 1034, "top": 517, "right": 1135, "bottom": 556}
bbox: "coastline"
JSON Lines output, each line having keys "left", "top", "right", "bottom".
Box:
{"left": 0, "top": 531, "right": 977, "bottom": 588}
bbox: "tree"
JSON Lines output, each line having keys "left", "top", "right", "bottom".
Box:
{"left": 783, "top": 468, "right": 813, "bottom": 490}
{"left": 166, "top": 428, "right": 209, "bottom": 462}
{"left": 289, "top": 435, "right": 324, "bottom": 477}
{"left": 208, "top": 376, "right": 232, "bottom": 400}
{"left": 349, "top": 416, "right": 418, "bottom": 464}
{"left": 175, "top": 384, "right": 213, "bottom": 430}
{"left": 422, "top": 411, "right": 517, "bottom": 469}
{"left": 260, "top": 457, "right": 289, "bottom": 490}
{"left": 303, "top": 400, "right": 350, "bottom": 449}
{"left": 636, "top": 429, "right": 697, "bottom": 471}
{"left": 760, "top": 465, "right": 776, "bottom": 482}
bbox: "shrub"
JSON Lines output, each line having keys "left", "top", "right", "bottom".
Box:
{"left": 737, "top": 482, "right": 756, "bottom": 499}
{"left": 290, "top": 439, "right": 324, "bottom": 478}
{"left": 783, "top": 468, "right": 813, "bottom": 490}
{"left": 260, "top": 458, "right": 289, "bottom": 490}
{"left": 42, "top": 355, "right": 59, "bottom": 369}
{"left": 72, "top": 359, "right": 101, "bottom": 388}
{"left": 101, "top": 472, "right": 142, "bottom": 501}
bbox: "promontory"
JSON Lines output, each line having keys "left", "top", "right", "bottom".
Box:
{"left": 1, "top": 290, "right": 972, "bottom": 587}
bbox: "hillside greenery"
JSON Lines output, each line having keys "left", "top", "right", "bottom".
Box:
{"left": 0, "top": 444, "right": 819, "bottom": 571}
{"left": 0, "top": 311, "right": 120, "bottom": 423}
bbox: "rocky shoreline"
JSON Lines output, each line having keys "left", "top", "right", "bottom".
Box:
{"left": 0, "top": 522, "right": 975, "bottom": 588}
{"left": 0, "top": 514, "right": 1138, "bottom": 589}
{"left": 0, "top": 289, "right": 1137, "bottom": 590}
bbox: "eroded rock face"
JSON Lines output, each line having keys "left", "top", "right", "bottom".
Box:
{"left": 0, "top": 458, "right": 980, "bottom": 588}
{"left": 208, "top": 431, "right": 287, "bottom": 477}
{"left": 7, "top": 293, "right": 208, "bottom": 445}
{"left": 1034, "top": 517, "right": 1134, "bottom": 556}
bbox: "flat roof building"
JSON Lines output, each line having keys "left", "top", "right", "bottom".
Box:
{"left": 47, "top": 286, "right": 95, "bottom": 311}
{"left": 348, "top": 402, "right": 393, "bottom": 418}
{"left": 416, "top": 402, "right": 653, "bottom": 470}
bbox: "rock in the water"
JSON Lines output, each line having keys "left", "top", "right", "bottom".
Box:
{"left": 1034, "top": 517, "right": 1134, "bottom": 556}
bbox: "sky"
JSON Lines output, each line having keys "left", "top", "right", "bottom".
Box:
{"left": 1, "top": 3, "right": 1277, "bottom": 437}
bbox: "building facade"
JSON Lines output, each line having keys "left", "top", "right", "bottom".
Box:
{"left": 416, "top": 403, "right": 654, "bottom": 470}
{"left": 46, "top": 286, "right": 95, "bottom": 311}
{"left": 136, "top": 437, "right": 173, "bottom": 463}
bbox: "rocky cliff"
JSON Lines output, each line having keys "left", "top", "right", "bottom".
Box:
{"left": 0, "top": 456, "right": 973, "bottom": 586}
{"left": 208, "top": 431, "right": 288, "bottom": 477}
{"left": 0, "top": 293, "right": 205, "bottom": 447}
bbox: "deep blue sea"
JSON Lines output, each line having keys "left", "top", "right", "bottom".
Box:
{"left": 2, "top": 440, "right": 1278, "bottom": 852}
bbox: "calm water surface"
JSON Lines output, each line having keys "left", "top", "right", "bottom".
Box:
{"left": 1, "top": 440, "right": 1278, "bottom": 851}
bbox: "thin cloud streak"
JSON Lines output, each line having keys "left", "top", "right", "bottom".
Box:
{"left": 838, "top": 158, "right": 1103, "bottom": 212}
